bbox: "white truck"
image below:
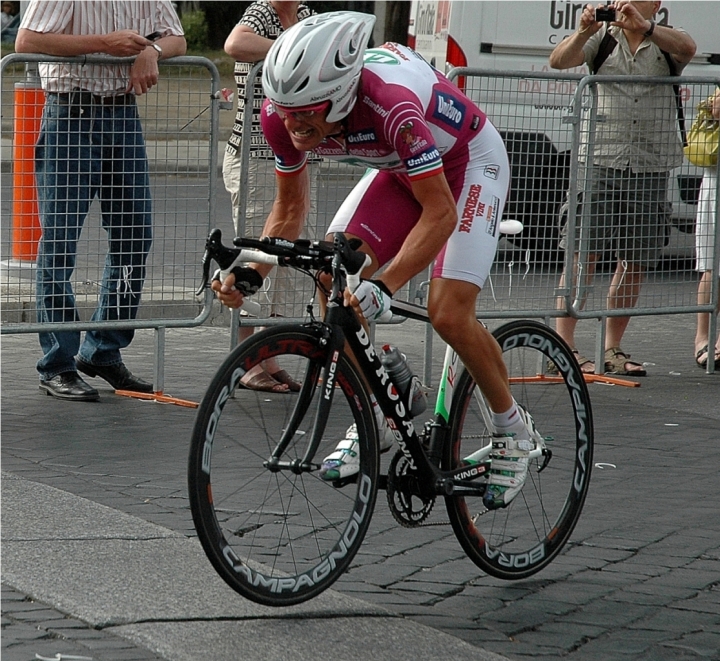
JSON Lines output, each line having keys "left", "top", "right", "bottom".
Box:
{"left": 407, "top": 0, "right": 720, "bottom": 263}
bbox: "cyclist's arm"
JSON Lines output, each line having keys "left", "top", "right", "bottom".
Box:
{"left": 373, "top": 171, "right": 457, "bottom": 295}
{"left": 260, "top": 167, "right": 311, "bottom": 254}
{"left": 212, "top": 168, "right": 310, "bottom": 309}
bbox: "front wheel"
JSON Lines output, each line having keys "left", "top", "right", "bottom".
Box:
{"left": 188, "top": 325, "right": 379, "bottom": 606}
{"left": 444, "top": 319, "right": 593, "bottom": 580}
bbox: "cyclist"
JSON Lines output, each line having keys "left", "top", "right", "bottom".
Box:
{"left": 212, "top": 11, "right": 542, "bottom": 509}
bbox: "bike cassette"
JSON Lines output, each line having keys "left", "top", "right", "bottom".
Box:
{"left": 386, "top": 449, "right": 435, "bottom": 527}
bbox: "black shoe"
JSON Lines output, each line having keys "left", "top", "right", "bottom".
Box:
{"left": 76, "top": 358, "right": 153, "bottom": 393}
{"left": 39, "top": 372, "right": 100, "bottom": 401}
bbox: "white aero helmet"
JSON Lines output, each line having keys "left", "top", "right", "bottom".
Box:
{"left": 262, "top": 11, "right": 376, "bottom": 124}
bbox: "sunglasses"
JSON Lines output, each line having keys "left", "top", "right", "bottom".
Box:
{"left": 273, "top": 101, "right": 330, "bottom": 121}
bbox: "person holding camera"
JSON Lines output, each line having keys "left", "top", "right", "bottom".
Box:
{"left": 549, "top": 1, "right": 696, "bottom": 376}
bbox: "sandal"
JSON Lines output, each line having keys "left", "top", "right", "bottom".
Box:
{"left": 604, "top": 347, "right": 647, "bottom": 377}
{"left": 239, "top": 368, "right": 289, "bottom": 393}
{"left": 547, "top": 350, "right": 595, "bottom": 375}
{"left": 696, "top": 345, "right": 720, "bottom": 369}
{"left": 270, "top": 369, "right": 302, "bottom": 392}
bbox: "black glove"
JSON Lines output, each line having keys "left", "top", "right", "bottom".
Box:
{"left": 213, "top": 266, "right": 263, "bottom": 296}
{"left": 231, "top": 267, "right": 264, "bottom": 296}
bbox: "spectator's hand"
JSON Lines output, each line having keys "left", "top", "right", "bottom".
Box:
{"left": 128, "top": 47, "right": 160, "bottom": 95}
{"left": 614, "top": 1, "right": 650, "bottom": 33}
{"left": 100, "top": 29, "right": 150, "bottom": 57}
{"left": 711, "top": 89, "right": 720, "bottom": 120}
{"left": 578, "top": 4, "right": 602, "bottom": 36}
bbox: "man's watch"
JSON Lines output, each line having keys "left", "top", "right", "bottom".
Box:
{"left": 151, "top": 42, "right": 163, "bottom": 56}
{"left": 643, "top": 19, "right": 656, "bottom": 37}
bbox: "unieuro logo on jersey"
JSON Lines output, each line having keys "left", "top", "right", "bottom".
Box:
{"left": 347, "top": 130, "right": 377, "bottom": 144}
{"left": 432, "top": 92, "right": 465, "bottom": 134}
{"left": 405, "top": 147, "right": 441, "bottom": 174}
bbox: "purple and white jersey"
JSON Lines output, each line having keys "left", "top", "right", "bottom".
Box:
{"left": 261, "top": 42, "right": 487, "bottom": 182}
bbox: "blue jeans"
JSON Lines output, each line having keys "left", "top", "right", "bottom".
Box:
{"left": 35, "top": 93, "right": 152, "bottom": 380}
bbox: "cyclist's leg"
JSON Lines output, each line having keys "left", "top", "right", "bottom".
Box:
{"left": 428, "top": 124, "right": 539, "bottom": 508}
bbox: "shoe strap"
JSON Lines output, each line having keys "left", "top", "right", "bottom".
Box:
{"left": 333, "top": 439, "right": 359, "bottom": 453}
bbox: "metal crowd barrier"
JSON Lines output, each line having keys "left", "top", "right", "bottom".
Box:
{"left": 562, "top": 73, "right": 720, "bottom": 374}
{"left": 1, "top": 53, "right": 224, "bottom": 394}
{"left": 3, "top": 54, "right": 717, "bottom": 387}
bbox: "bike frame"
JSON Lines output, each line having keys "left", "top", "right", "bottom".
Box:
{"left": 202, "top": 229, "right": 545, "bottom": 499}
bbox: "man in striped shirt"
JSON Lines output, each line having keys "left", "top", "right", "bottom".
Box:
{"left": 16, "top": 1, "right": 185, "bottom": 401}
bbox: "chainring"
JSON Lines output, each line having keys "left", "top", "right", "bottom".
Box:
{"left": 386, "top": 449, "right": 435, "bottom": 527}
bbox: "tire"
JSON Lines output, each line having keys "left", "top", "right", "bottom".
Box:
{"left": 188, "top": 325, "right": 379, "bottom": 606}
{"left": 444, "top": 319, "right": 593, "bottom": 580}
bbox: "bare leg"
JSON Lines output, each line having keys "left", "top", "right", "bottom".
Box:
{"left": 695, "top": 270, "right": 720, "bottom": 363}
{"left": 238, "top": 322, "right": 287, "bottom": 389}
{"left": 555, "top": 252, "right": 598, "bottom": 351}
{"left": 605, "top": 260, "right": 644, "bottom": 349}
{"left": 428, "top": 278, "right": 512, "bottom": 414}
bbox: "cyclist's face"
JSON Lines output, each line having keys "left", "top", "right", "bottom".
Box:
{"left": 273, "top": 101, "right": 338, "bottom": 151}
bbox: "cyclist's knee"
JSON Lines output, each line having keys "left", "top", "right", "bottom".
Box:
{"left": 429, "top": 300, "right": 474, "bottom": 344}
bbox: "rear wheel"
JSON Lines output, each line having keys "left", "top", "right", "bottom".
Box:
{"left": 444, "top": 320, "right": 593, "bottom": 579}
{"left": 188, "top": 325, "right": 379, "bottom": 606}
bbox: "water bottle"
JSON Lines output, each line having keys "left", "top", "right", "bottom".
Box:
{"left": 379, "top": 344, "right": 427, "bottom": 418}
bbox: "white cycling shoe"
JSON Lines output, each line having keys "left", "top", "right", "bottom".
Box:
{"left": 483, "top": 406, "right": 543, "bottom": 510}
{"left": 319, "top": 420, "right": 394, "bottom": 481}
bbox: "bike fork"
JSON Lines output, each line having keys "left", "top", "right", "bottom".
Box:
{"left": 265, "top": 324, "right": 344, "bottom": 475}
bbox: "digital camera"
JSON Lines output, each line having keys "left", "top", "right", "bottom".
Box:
{"left": 595, "top": 6, "right": 617, "bottom": 21}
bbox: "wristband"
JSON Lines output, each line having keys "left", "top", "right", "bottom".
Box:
{"left": 644, "top": 19, "right": 655, "bottom": 37}
{"left": 369, "top": 279, "right": 393, "bottom": 297}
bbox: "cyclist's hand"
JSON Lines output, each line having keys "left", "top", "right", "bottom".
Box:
{"left": 211, "top": 267, "right": 263, "bottom": 309}
{"left": 349, "top": 279, "right": 392, "bottom": 322}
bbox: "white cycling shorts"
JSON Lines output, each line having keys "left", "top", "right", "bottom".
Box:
{"left": 326, "top": 124, "right": 510, "bottom": 290}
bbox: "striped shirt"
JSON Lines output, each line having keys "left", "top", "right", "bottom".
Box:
{"left": 20, "top": 0, "right": 183, "bottom": 95}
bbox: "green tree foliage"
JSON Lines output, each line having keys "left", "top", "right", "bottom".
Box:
{"left": 180, "top": 10, "right": 209, "bottom": 51}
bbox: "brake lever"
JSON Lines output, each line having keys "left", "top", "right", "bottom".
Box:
{"left": 196, "top": 229, "right": 241, "bottom": 296}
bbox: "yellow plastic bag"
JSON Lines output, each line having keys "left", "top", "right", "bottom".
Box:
{"left": 684, "top": 96, "right": 719, "bottom": 168}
